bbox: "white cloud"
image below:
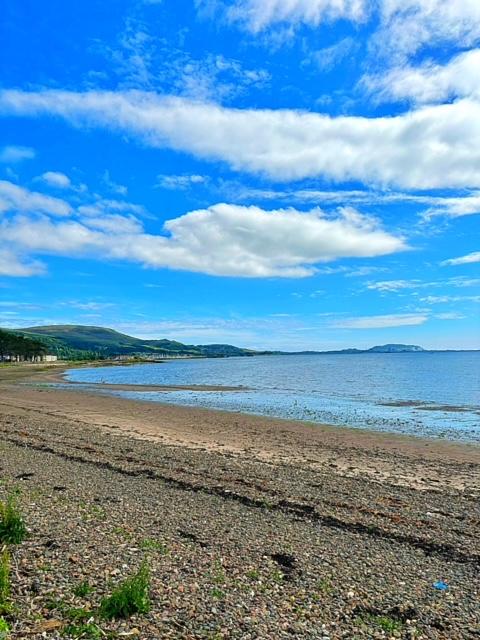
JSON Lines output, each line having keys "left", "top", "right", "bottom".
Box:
{"left": 225, "top": 0, "right": 369, "bottom": 32}
{"left": 367, "top": 276, "right": 480, "bottom": 292}
{"left": 102, "top": 170, "right": 128, "bottom": 196}
{"left": 448, "top": 276, "right": 480, "bottom": 288}
{"left": 306, "top": 37, "right": 357, "bottom": 72}
{"left": 157, "top": 174, "right": 207, "bottom": 189}
{"left": 77, "top": 198, "right": 147, "bottom": 218}
{"left": 39, "top": 171, "right": 72, "bottom": 189}
{"left": 62, "top": 301, "right": 116, "bottom": 311}
{"left": 435, "top": 312, "right": 465, "bottom": 320}
{"left": 363, "top": 49, "right": 480, "bottom": 105}
{"left": 375, "top": 0, "right": 480, "bottom": 61}
{"left": 0, "top": 249, "right": 45, "bottom": 277}
{"left": 421, "top": 295, "right": 480, "bottom": 304}
{"left": 366, "top": 279, "right": 421, "bottom": 292}
{"left": 442, "top": 251, "right": 480, "bottom": 266}
{"left": 204, "top": 0, "right": 480, "bottom": 63}
{"left": 223, "top": 185, "right": 480, "bottom": 217}
{"left": 0, "top": 180, "right": 72, "bottom": 216}
{"left": 1, "top": 203, "right": 405, "bottom": 278}
{"left": 333, "top": 313, "right": 428, "bottom": 329}
{"left": 2, "top": 89, "right": 480, "bottom": 189}
{"left": 0, "top": 145, "right": 35, "bottom": 163}
{"left": 85, "top": 214, "right": 143, "bottom": 234}
{"left": 423, "top": 193, "right": 480, "bottom": 218}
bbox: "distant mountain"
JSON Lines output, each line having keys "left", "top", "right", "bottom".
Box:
{"left": 9, "top": 325, "right": 428, "bottom": 360}
{"left": 366, "top": 344, "right": 425, "bottom": 353}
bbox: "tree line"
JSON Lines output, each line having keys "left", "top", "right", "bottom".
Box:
{"left": 0, "top": 329, "right": 47, "bottom": 361}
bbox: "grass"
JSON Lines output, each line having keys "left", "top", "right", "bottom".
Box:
{"left": 0, "top": 616, "right": 9, "bottom": 639}
{"left": 374, "top": 615, "right": 404, "bottom": 633}
{"left": 246, "top": 568, "right": 259, "bottom": 580}
{"left": 64, "top": 606, "right": 93, "bottom": 622}
{"left": 139, "top": 538, "right": 168, "bottom": 553}
{"left": 356, "top": 613, "right": 404, "bottom": 633}
{"left": 99, "top": 562, "right": 150, "bottom": 619}
{"left": 72, "top": 581, "right": 94, "bottom": 598}
{"left": 0, "top": 493, "right": 27, "bottom": 545}
{"left": 61, "top": 622, "right": 103, "bottom": 639}
{"left": 316, "top": 578, "right": 334, "bottom": 595}
{"left": 0, "top": 550, "right": 11, "bottom": 616}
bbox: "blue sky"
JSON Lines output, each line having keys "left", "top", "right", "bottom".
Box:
{"left": 0, "top": 0, "right": 479, "bottom": 350}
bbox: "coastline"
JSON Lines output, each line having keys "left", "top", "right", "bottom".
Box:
{"left": 1, "top": 361, "right": 479, "bottom": 493}
{"left": 1, "top": 362, "right": 480, "bottom": 637}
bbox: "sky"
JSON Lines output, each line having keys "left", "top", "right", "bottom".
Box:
{"left": 0, "top": 0, "right": 479, "bottom": 351}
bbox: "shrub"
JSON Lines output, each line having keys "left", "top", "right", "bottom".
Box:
{"left": 0, "top": 493, "right": 27, "bottom": 545}
{"left": 99, "top": 562, "right": 150, "bottom": 619}
{"left": 0, "top": 550, "right": 11, "bottom": 615}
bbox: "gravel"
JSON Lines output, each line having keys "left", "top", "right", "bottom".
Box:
{"left": 0, "top": 400, "right": 479, "bottom": 639}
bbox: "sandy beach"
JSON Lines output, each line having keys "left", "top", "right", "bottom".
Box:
{"left": 1, "top": 363, "right": 479, "bottom": 638}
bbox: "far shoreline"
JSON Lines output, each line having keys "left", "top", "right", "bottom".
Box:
{"left": 2, "top": 358, "right": 479, "bottom": 450}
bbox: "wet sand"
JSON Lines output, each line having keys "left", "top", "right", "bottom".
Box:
{"left": 1, "top": 362, "right": 479, "bottom": 494}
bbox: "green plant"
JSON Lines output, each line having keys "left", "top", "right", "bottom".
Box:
{"left": 65, "top": 606, "right": 92, "bottom": 622}
{"left": 374, "top": 615, "right": 403, "bottom": 633}
{"left": 0, "top": 493, "right": 27, "bottom": 545}
{"left": 62, "top": 622, "right": 103, "bottom": 639}
{"left": 356, "top": 613, "right": 403, "bottom": 633}
{"left": 0, "top": 616, "right": 10, "bottom": 639}
{"left": 0, "top": 550, "right": 11, "bottom": 615}
{"left": 316, "top": 578, "right": 333, "bottom": 595}
{"left": 139, "top": 538, "right": 168, "bottom": 553}
{"left": 73, "top": 581, "right": 93, "bottom": 598}
{"left": 99, "top": 562, "right": 150, "bottom": 619}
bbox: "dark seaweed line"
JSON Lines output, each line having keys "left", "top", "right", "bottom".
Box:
{"left": 2, "top": 430, "right": 479, "bottom": 567}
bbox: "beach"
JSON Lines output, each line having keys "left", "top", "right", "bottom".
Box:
{"left": 1, "top": 363, "right": 479, "bottom": 638}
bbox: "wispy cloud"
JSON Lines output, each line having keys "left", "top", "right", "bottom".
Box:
{"left": 156, "top": 174, "right": 208, "bottom": 190}
{"left": 306, "top": 37, "right": 358, "bottom": 72}
{"left": 38, "top": 171, "right": 72, "bottom": 189}
{"left": 441, "top": 251, "right": 480, "bottom": 266}
{"left": 332, "top": 313, "right": 428, "bottom": 329}
{"left": 0, "top": 145, "right": 35, "bottom": 163}
{"left": 102, "top": 170, "right": 128, "bottom": 196}
{"left": 367, "top": 277, "right": 480, "bottom": 293}
{"left": 223, "top": 0, "right": 369, "bottom": 33}
{"left": 366, "top": 279, "right": 422, "bottom": 292}
{"left": 0, "top": 180, "right": 72, "bottom": 216}
{"left": 0, "top": 248, "right": 45, "bottom": 277}
{"left": 421, "top": 295, "right": 480, "bottom": 304}
{"left": 363, "top": 49, "right": 480, "bottom": 105}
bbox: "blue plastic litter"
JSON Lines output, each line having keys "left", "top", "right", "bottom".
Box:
{"left": 433, "top": 581, "right": 448, "bottom": 590}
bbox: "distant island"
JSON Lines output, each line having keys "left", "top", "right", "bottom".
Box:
{"left": 0, "top": 324, "right": 458, "bottom": 362}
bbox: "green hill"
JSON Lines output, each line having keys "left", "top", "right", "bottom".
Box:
{"left": 16, "top": 325, "right": 259, "bottom": 359}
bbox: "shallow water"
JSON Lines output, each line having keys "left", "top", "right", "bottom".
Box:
{"left": 65, "top": 352, "right": 480, "bottom": 443}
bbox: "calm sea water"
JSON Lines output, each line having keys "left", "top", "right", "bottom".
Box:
{"left": 65, "top": 353, "right": 480, "bottom": 443}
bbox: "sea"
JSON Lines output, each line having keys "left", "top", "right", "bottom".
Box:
{"left": 65, "top": 352, "right": 480, "bottom": 443}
